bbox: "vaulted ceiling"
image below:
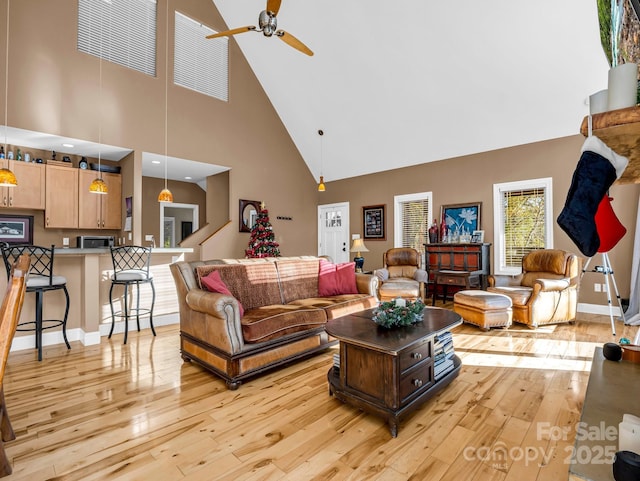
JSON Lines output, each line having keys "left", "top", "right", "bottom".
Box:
{"left": 212, "top": 0, "right": 610, "bottom": 183}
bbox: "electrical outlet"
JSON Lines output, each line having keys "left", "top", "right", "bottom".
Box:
{"left": 594, "top": 283, "right": 601, "bottom": 292}
{"left": 62, "top": 237, "right": 69, "bottom": 246}
{"left": 602, "top": 283, "right": 608, "bottom": 293}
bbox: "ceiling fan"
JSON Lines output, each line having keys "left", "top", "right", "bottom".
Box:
{"left": 206, "top": 0, "right": 313, "bottom": 56}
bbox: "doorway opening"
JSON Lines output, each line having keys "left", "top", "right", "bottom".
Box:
{"left": 160, "top": 202, "right": 199, "bottom": 248}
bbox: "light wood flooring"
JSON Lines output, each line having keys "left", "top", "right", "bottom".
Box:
{"left": 2, "top": 309, "right": 637, "bottom": 481}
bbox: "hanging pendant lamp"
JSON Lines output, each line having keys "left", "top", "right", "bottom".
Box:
{"left": 158, "top": 0, "right": 173, "bottom": 203}
{"left": 1, "top": 0, "right": 17, "bottom": 187}
{"left": 90, "top": 12, "right": 107, "bottom": 194}
{"left": 317, "top": 129, "right": 325, "bottom": 192}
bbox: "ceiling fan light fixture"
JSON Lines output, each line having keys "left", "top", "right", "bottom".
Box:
{"left": 0, "top": 167, "right": 17, "bottom": 187}
{"left": 158, "top": 187, "right": 174, "bottom": 203}
{"left": 89, "top": 177, "right": 108, "bottom": 194}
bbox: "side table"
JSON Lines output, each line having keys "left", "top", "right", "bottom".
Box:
{"left": 432, "top": 269, "right": 481, "bottom": 305}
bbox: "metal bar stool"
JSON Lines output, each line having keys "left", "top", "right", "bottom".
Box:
{"left": 109, "top": 246, "right": 156, "bottom": 344}
{"left": 1, "top": 244, "right": 70, "bottom": 361}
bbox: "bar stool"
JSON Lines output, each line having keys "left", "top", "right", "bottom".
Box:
{"left": 1, "top": 244, "right": 70, "bottom": 361}
{"left": 109, "top": 246, "right": 156, "bottom": 344}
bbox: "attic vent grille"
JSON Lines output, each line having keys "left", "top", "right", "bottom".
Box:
{"left": 77, "top": 0, "right": 157, "bottom": 77}
{"left": 174, "top": 12, "right": 229, "bottom": 102}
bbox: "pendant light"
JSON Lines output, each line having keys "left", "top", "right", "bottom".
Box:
{"left": 317, "top": 129, "right": 325, "bottom": 192}
{"left": 89, "top": 14, "right": 107, "bottom": 194}
{"left": 0, "top": 0, "right": 17, "bottom": 188}
{"left": 157, "top": 0, "right": 173, "bottom": 203}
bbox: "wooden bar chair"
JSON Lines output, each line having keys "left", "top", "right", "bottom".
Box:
{"left": 0, "top": 254, "right": 31, "bottom": 477}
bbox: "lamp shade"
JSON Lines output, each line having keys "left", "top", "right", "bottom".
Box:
{"left": 317, "top": 176, "right": 326, "bottom": 192}
{"left": 157, "top": 188, "right": 174, "bottom": 203}
{"left": 89, "top": 177, "right": 108, "bottom": 194}
{"left": 350, "top": 238, "right": 369, "bottom": 253}
{"left": 0, "top": 167, "right": 17, "bottom": 187}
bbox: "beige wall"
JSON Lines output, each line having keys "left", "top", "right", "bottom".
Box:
{"left": 318, "top": 135, "right": 640, "bottom": 305}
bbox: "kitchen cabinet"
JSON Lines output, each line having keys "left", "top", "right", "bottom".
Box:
{"left": 1, "top": 160, "right": 45, "bottom": 209}
{"left": 78, "top": 170, "right": 122, "bottom": 229}
{"left": 45, "top": 165, "right": 78, "bottom": 228}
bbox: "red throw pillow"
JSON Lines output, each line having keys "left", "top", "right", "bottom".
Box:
{"left": 595, "top": 195, "right": 627, "bottom": 253}
{"left": 335, "top": 262, "right": 358, "bottom": 294}
{"left": 200, "top": 270, "right": 245, "bottom": 317}
{"left": 318, "top": 259, "right": 339, "bottom": 296}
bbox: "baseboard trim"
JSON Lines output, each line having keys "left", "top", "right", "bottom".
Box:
{"left": 10, "top": 313, "right": 179, "bottom": 353}
{"left": 577, "top": 302, "right": 622, "bottom": 316}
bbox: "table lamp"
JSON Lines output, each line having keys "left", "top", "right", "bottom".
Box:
{"left": 350, "top": 238, "right": 369, "bottom": 272}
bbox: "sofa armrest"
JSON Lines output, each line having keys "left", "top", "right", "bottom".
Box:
{"left": 413, "top": 268, "right": 428, "bottom": 283}
{"left": 535, "top": 278, "right": 571, "bottom": 292}
{"left": 356, "top": 272, "right": 379, "bottom": 298}
{"left": 374, "top": 268, "right": 389, "bottom": 282}
{"left": 184, "top": 289, "right": 245, "bottom": 354}
{"left": 488, "top": 274, "right": 523, "bottom": 287}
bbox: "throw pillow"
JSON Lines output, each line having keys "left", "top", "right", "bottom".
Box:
{"left": 200, "top": 270, "right": 245, "bottom": 317}
{"left": 335, "top": 262, "right": 358, "bottom": 294}
{"left": 318, "top": 260, "right": 358, "bottom": 296}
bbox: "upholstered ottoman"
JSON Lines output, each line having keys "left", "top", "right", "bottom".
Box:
{"left": 453, "top": 290, "right": 512, "bottom": 331}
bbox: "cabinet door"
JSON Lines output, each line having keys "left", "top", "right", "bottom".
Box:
{"left": 78, "top": 170, "right": 102, "bottom": 229}
{"left": 6, "top": 160, "right": 45, "bottom": 209}
{"left": 101, "top": 172, "right": 122, "bottom": 230}
{"left": 45, "top": 165, "right": 78, "bottom": 228}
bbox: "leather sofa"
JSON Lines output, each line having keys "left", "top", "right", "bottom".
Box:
{"left": 488, "top": 249, "right": 581, "bottom": 328}
{"left": 170, "top": 256, "right": 378, "bottom": 389}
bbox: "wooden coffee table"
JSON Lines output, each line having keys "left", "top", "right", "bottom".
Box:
{"left": 326, "top": 307, "right": 462, "bottom": 437}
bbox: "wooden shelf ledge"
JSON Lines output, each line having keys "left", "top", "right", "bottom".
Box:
{"left": 580, "top": 105, "right": 640, "bottom": 184}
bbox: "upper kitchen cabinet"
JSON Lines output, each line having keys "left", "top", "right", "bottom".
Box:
{"left": 45, "top": 164, "right": 78, "bottom": 228}
{"left": 1, "top": 160, "right": 45, "bottom": 209}
{"left": 78, "top": 170, "right": 122, "bottom": 230}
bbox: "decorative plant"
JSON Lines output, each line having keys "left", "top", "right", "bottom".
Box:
{"left": 372, "top": 298, "right": 425, "bottom": 329}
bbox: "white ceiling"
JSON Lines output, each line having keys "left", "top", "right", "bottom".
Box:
{"left": 212, "top": 0, "right": 611, "bottom": 183}
{"left": 1, "top": 125, "right": 228, "bottom": 186}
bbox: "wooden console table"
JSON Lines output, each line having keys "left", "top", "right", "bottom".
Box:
{"left": 569, "top": 347, "right": 640, "bottom": 481}
{"left": 326, "top": 307, "right": 462, "bottom": 437}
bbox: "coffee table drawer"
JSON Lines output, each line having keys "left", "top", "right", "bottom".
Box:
{"left": 400, "top": 362, "right": 434, "bottom": 401}
{"left": 399, "top": 339, "right": 432, "bottom": 372}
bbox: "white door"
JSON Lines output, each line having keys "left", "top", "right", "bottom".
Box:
{"left": 318, "top": 202, "right": 350, "bottom": 263}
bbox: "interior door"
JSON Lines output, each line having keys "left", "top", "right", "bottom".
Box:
{"left": 318, "top": 202, "right": 350, "bottom": 263}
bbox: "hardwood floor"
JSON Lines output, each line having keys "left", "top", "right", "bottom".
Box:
{"left": 2, "top": 310, "right": 636, "bottom": 480}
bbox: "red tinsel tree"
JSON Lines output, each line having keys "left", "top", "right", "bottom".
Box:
{"left": 245, "top": 208, "right": 281, "bottom": 258}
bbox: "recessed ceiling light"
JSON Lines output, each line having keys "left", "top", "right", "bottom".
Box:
{"left": 62, "top": 143, "right": 74, "bottom": 148}
{"left": 151, "top": 160, "right": 161, "bottom": 164}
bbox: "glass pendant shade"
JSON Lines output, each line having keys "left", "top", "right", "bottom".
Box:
{"left": 0, "top": 167, "right": 17, "bottom": 187}
{"left": 158, "top": 187, "right": 173, "bottom": 203}
{"left": 89, "top": 177, "right": 108, "bottom": 194}
{"left": 317, "top": 176, "right": 326, "bottom": 192}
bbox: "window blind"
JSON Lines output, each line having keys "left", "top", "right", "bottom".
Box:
{"left": 174, "top": 12, "right": 229, "bottom": 102}
{"left": 399, "top": 198, "right": 429, "bottom": 254}
{"left": 78, "top": 0, "right": 157, "bottom": 77}
{"left": 502, "top": 187, "right": 546, "bottom": 267}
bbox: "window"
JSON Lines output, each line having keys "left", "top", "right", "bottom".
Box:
{"left": 78, "top": 0, "right": 157, "bottom": 77}
{"left": 394, "top": 192, "right": 432, "bottom": 268}
{"left": 174, "top": 12, "right": 229, "bottom": 102}
{"left": 493, "top": 178, "right": 553, "bottom": 275}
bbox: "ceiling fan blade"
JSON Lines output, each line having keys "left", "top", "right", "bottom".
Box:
{"left": 276, "top": 31, "right": 314, "bottom": 56}
{"left": 266, "top": 0, "right": 282, "bottom": 16}
{"left": 206, "top": 26, "right": 256, "bottom": 39}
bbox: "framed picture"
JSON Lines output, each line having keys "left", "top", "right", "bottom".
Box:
{"left": 471, "top": 230, "right": 485, "bottom": 243}
{"left": 363, "top": 204, "right": 386, "bottom": 240}
{"left": 0, "top": 214, "right": 34, "bottom": 245}
{"left": 441, "top": 202, "right": 481, "bottom": 234}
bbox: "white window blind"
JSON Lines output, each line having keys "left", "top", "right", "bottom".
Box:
{"left": 493, "top": 178, "right": 553, "bottom": 275}
{"left": 394, "top": 192, "right": 432, "bottom": 268}
{"left": 78, "top": 0, "right": 157, "bottom": 77}
{"left": 174, "top": 12, "right": 229, "bottom": 102}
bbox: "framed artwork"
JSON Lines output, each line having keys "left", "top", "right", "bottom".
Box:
{"left": 363, "top": 204, "right": 386, "bottom": 240}
{"left": 441, "top": 202, "right": 481, "bottom": 234}
{"left": 471, "top": 230, "right": 485, "bottom": 243}
{"left": 0, "top": 214, "right": 34, "bottom": 244}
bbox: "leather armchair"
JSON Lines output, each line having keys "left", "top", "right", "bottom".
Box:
{"left": 375, "top": 248, "right": 428, "bottom": 301}
{"left": 488, "top": 249, "right": 581, "bottom": 328}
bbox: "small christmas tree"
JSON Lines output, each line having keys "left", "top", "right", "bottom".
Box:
{"left": 245, "top": 205, "right": 281, "bottom": 258}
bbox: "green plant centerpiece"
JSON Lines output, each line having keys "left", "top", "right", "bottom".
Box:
{"left": 372, "top": 297, "right": 425, "bottom": 329}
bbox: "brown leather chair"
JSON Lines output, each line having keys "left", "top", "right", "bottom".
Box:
{"left": 488, "top": 249, "right": 581, "bottom": 328}
{"left": 375, "top": 248, "right": 428, "bottom": 301}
